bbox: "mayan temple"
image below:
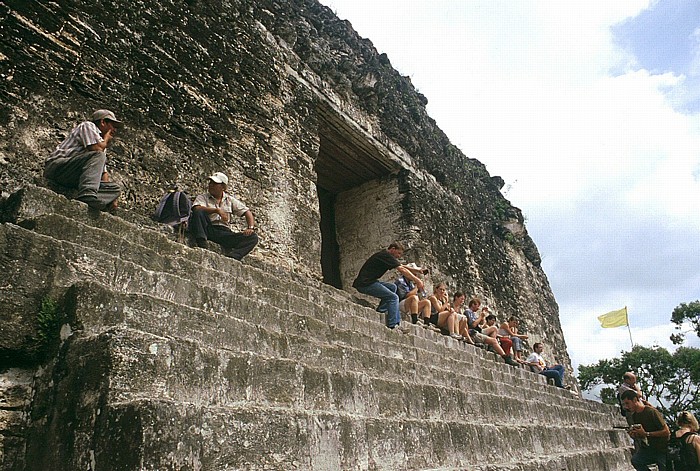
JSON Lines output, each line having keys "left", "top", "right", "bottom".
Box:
{"left": 0, "top": 1, "right": 632, "bottom": 469}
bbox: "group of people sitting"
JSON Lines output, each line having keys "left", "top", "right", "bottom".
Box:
{"left": 353, "top": 242, "right": 569, "bottom": 388}
{"left": 44, "top": 110, "right": 259, "bottom": 261}
{"left": 46, "top": 110, "right": 568, "bottom": 389}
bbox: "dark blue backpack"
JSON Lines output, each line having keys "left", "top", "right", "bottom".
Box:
{"left": 153, "top": 190, "right": 192, "bottom": 226}
{"left": 153, "top": 190, "right": 192, "bottom": 242}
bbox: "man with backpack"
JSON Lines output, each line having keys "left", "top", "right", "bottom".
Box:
{"left": 621, "top": 389, "right": 671, "bottom": 471}
{"left": 190, "top": 172, "right": 258, "bottom": 261}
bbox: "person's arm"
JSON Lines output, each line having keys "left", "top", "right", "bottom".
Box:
{"left": 525, "top": 354, "right": 543, "bottom": 372}
{"left": 396, "top": 266, "right": 424, "bottom": 290}
{"left": 242, "top": 210, "right": 256, "bottom": 235}
{"left": 691, "top": 435, "right": 700, "bottom": 465}
{"left": 86, "top": 127, "right": 115, "bottom": 152}
{"left": 193, "top": 204, "right": 230, "bottom": 222}
{"left": 633, "top": 423, "right": 670, "bottom": 440}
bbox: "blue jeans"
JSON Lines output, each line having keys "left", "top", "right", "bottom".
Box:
{"left": 631, "top": 445, "right": 666, "bottom": 471}
{"left": 356, "top": 281, "right": 400, "bottom": 328}
{"left": 540, "top": 365, "right": 565, "bottom": 388}
{"left": 511, "top": 337, "right": 523, "bottom": 351}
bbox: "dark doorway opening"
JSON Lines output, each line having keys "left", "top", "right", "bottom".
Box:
{"left": 317, "top": 186, "right": 342, "bottom": 288}
{"left": 315, "top": 106, "right": 398, "bottom": 289}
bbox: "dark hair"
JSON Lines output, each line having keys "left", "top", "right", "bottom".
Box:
{"left": 508, "top": 316, "right": 518, "bottom": 323}
{"left": 620, "top": 389, "right": 641, "bottom": 402}
{"left": 486, "top": 314, "right": 496, "bottom": 322}
{"left": 453, "top": 291, "right": 465, "bottom": 300}
{"left": 533, "top": 342, "right": 543, "bottom": 350}
{"left": 388, "top": 242, "right": 405, "bottom": 251}
{"left": 468, "top": 298, "right": 480, "bottom": 309}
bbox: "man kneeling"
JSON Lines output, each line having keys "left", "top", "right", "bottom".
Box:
{"left": 190, "top": 172, "right": 258, "bottom": 261}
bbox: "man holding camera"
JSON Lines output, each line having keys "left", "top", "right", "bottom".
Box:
{"left": 620, "top": 389, "right": 670, "bottom": 471}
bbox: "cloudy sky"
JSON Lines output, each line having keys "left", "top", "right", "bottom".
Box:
{"left": 319, "top": 0, "right": 700, "bottom": 374}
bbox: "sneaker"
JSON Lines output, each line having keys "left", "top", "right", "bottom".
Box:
{"left": 450, "top": 333, "right": 463, "bottom": 341}
{"left": 389, "top": 324, "right": 411, "bottom": 334}
{"left": 416, "top": 319, "right": 425, "bottom": 327}
{"left": 503, "top": 355, "right": 519, "bottom": 367}
{"left": 427, "top": 324, "right": 441, "bottom": 333}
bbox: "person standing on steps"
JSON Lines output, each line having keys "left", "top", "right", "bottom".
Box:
{"left": 617, "top": 371, "right": 646, "bottom": 426}
{"left": 44, "top": 109, "right": 122, "bottom": 211}
{"left": 620, "top": 389, "right": 670, "bottom": 471}
{"left": 353, "top": 242, "right": 424, "bottom": 332}
{"left": 190, "top": 172, "right": 258, "bottom": 261}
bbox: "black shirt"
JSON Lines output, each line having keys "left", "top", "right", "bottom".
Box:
{"left": 352, "top": 249, "right": 401, "bottom": 288}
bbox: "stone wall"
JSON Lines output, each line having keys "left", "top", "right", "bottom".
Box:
{"left": 0, "top": 0, "right": 570, "bottom": 367}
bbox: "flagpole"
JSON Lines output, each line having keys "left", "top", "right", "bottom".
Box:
{"left": 625, "top": 306, "right": 633, "bottom": 348}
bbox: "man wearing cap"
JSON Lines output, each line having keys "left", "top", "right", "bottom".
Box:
{"left": 44, "top": 109, "right": 123, "bottom": 210}
{"left": 189, "top": 172, "right": 258, "bottom": 261}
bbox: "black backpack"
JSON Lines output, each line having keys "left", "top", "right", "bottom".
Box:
{"left": 667, "top": 431, "right": 699, "bottom": 471}
{"left": 153, "top": 190, "right": 192, "bottom": 242}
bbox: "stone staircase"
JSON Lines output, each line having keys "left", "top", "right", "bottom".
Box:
{"left": 0, "top": 186, "right": 632, "bottom": 470}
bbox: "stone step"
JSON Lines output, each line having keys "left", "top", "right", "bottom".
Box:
{"left": 1, "top": 221, "right": 616, "bottom": 421}
{"left": 59, "top": 325, "right": 617, "bottom": 431}
{"left": 25, "top": 395, "right": 631, "bottom": 471}
{"left": 1, "top": 193, "right": 579, "bottom": 399}
{"left": 66, "top": 280, "right": 605, "bottom": 418}
{"left": 2, "top": 186, "right": 336, "bottom": 303}
{"left": 0, "top": 222, "right": 528, "bottom": 388}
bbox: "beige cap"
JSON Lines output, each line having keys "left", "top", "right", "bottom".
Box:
{"left": 92, "top": 109, "right": 123, "bottom": 128}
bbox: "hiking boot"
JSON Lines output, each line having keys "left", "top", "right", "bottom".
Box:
{"left": 77, "top": 195, "right": 104, "bottom": 210}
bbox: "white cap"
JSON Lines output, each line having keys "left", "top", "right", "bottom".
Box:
{"left": 208, "top": 172, "right": 229, "bottom": 186}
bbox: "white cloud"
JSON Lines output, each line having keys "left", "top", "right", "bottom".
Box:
{"left": 320, "top": 0, "right": 700, "bottom": 372}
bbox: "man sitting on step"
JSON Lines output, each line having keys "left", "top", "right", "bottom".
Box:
{"left": 190, "top": 172, "right": 259, "bottom": 261}
{"left": 353, "top": 242, "right": 424, "bottom": 332}
{"left": 525, "top": 342, "right": 567, "bottom": 388}
{"left": 44, "top": 109, "right": 123, "bottom": 211}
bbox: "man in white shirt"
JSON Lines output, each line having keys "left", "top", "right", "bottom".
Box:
{"left": 190, "top": 172, "right": 258, "bottom": 261}
{"left": 525, "top": 342, "right": 566, "bottom": 388}
{"left": 44, "top": 109, "right": 122, "bottom": 210}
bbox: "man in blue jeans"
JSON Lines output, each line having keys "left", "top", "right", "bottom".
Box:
{"left": 352, "top": 242, "right": 424, "bottom": 331}
{"left": 525, "top": 342, "right": 567, "bottom": 388}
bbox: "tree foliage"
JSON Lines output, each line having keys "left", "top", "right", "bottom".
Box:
{"left": 578, "top": 345, "right": 700, "bottom": 424}
{"left": 670, "top": 300, "right": 700, "bottom": 345}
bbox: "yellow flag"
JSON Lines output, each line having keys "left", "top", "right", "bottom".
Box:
{"left": 598, "top": 307, "right": 628, "bottom": 328}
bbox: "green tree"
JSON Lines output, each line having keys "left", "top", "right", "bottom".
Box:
{"left": 578, "top": 345, "right": 700, "bottom": 424}
{"left": 670, "top": 300, "right": 700, "bottom": 345}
